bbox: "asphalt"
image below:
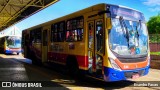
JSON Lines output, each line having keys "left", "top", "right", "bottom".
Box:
{"left": 0, "top": 54, "right": 159, "bottom": 90}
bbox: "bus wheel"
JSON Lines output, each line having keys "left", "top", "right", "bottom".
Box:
{"left": 66, "top": 58, "right": 79, "bottom": 79}
{"left": 31, "top": 53, "right": 42, "bottom": 66}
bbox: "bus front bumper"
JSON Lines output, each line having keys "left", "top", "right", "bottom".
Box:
{"left": 103, "top": 65, "right": 150, "bottom": 81}
{"left": 5, "top": 50, "right": 21, "bottom": 54}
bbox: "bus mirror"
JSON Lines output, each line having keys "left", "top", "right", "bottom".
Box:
{"left": 106, "top": 18, "right": 112, "bottom": 29}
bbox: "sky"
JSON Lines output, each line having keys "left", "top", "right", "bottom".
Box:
{"left": 2, "top": 0, "right": 160, "bottom": 33}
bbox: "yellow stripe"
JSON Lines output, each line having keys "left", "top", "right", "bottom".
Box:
{"left": 86, "top": 75, "right": 104, "bottom": 81}
{"left": 79, "top": 66, "right": 88, "bottom": 70}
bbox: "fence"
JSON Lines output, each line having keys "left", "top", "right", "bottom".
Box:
{"left": 149, "top": 34, "right": 160, "bottom": 60}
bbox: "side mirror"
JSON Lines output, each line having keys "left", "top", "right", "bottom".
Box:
{"left": 106, "top": 18, "right": 112, "bottom": 29}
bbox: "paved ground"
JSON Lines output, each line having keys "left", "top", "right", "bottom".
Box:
{"left": 0, "top": 54, "right": 159, "bottom": 90}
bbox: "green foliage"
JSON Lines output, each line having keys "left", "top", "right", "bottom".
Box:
{"left": 150, "top": 52, "right": 160, "bottom": 55}
{"left": 150, "top": 34, "right": 160, "bottom": 43}
{"left": 147, "top": 15, "right": 160, "bottom": 34}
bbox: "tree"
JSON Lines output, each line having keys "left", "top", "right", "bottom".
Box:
{"left": 147, "top": 14, "right": 160, "bottom": 34}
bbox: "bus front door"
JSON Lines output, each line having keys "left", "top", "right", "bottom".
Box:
{"left": 88, "top": 19, "right": 104, "bottom": 76}
{"left": 42, "top": 30, "right": 48, "bottom": 63}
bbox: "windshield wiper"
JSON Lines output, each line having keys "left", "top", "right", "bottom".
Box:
{"left": 135, "top": 20, "right": 142, "bottom": 47}
{"left": 119, "top": 16, "right": 129, "bottom": 47}
{"left": 137, "top": 20, "right": 141, "bottom": 36}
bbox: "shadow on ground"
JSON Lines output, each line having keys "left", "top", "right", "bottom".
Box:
{"left": 0, "top": 54, "right": 135, "bottom": 89}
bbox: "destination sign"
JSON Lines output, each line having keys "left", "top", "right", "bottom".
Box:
{"left": 109, "top": 5, "right": 145, "bottom": 21}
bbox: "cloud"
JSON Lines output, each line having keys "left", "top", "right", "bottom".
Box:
{"left": 143, "top": 0, "right": 160, "bottom": 6}
{"left": 149, "top": 7, "right": 160, "bottom": 12}
{"left": 143, "top": 0, "right": 160, "bottom": 12}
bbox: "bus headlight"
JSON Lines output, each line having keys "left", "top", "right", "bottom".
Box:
{"left": 109, "top": 58, "right": 121, "bottom": 71}
{"left": 6, "top": 47, "right": 9, "bottom": 50}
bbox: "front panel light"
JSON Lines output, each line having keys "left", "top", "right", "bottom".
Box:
{"left": 109, "top": 58, "right": 121, "bottom": 71}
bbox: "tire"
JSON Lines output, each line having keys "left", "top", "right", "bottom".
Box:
{"left": 31, "top": 53, "right": 42, "bottom": 66}
{"left": 66, "top": 58, "right": 79, "bottom": 79}
{"left": 17, "top": 53, "right": 19, "bottom": 55}
{"left": 30, "top": 52, "right": 37, "bottom": 65}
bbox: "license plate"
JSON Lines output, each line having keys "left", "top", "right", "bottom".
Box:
{"left": 132, "top": 74, "right": 140, "bottom": 79}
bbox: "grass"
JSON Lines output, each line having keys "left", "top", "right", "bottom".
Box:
{"left": 150, "top": 52, "right": 160, "bottom": 55}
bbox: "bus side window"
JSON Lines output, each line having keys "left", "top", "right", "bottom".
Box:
{"left": 30, "top": 28, "right": 42, "bottom": 44}
{"left": 51, "top": 24, "right": 54, "bottom": 42}
{"left": 66, "top": 16, "right": 83, "bottom": 42}
{"left": 35, "top": 29, "right": 42, "bottom": 43}
{"left": 51, "top": 21, "right": 65, "bottom": 42}
{"left": 58, "top": 22, "right": 65, "bottom": 42}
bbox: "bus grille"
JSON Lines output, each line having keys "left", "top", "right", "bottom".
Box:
{"left": 119, "top": 57, "right": 147, "bottom": 63}
{"left": 124, "top": 70, "right": 145, "bottom": 79}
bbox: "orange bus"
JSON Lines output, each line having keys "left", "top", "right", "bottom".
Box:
{"left": 22, "top": 3, "right": 150, "bottom": 81}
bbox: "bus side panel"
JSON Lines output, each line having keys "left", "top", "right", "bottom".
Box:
{"left": 22, "top": 30, "right": 29, "bottom": 58}
{"left": 76, "top": 55, "right": 88, "bottom": 70}
{"left": 31, "top": 43, "right": 42, "bottom": 60}
{"left": 48, "top": 52, "right": 88, "bottom": 70}
{"left": 48, "top": 52, "right": 62, "bottom": 63}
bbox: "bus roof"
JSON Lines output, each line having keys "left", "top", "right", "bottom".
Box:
{"left": 23, "top": 3, "right": 143, "bottom": 31}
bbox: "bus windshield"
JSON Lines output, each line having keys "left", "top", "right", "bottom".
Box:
{"left": 109, "top": 18, "right": 148, "bottom": 56}
{"left": 6, "top": 36, "right": 21, "bottom": 48}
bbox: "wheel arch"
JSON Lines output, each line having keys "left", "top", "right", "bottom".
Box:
{"left": 66, "top": 55, "right": 79, "bottom": 68}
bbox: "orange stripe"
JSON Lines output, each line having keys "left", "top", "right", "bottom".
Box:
{"left": 115, "top": 58, "right": 148, "bottom": 70}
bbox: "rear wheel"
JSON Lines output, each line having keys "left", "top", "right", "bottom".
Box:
{"left": 30, "top": 52, "right": 37, "bottom": 65}
{"left": 31, "top": 53, "right": 42, "bottom": 66}
{"left": 66, "top": 57, "right": 79, "bottom": 79}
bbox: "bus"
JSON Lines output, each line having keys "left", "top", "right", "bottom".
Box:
{"left": 0, "top": 35, "right": 22, "bottom": 55}
{"left": 22, "top": 3, "right": 150, "bottom": 81}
